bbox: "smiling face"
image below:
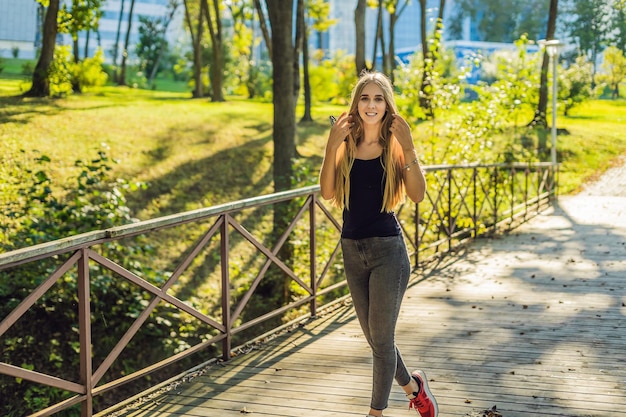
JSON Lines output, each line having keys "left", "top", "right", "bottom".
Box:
{"left": 357, "top": 82, "right": 388, "bottom": 126}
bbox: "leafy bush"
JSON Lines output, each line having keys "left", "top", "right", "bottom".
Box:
{"left": 0, "top": 148, "right": 216, "bottom": 415}
{"left": 73, "top": 48, "right": 108, "bottom": 89}
{"left": 21, "top": 60, "right": 34, "bottom": 76}
{"left": 47, "top": 46, "right": 108, "bottom": 97}
{"left": 559, "top": 55, "right": 594, "bottom": 116}
{"left": 48, "top": 45, "right": 73, "bottom": 97}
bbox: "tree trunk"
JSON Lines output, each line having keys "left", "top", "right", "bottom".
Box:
{"left": 418, "top": 0, "right": 431, "bottom": 113}
{"left": 119, "top": 0, "right": 136, "bottom": 86}
{"left": 84, "top": 29, "right": 91, "bottom": 59}
{"left": 354, "top": 0, "right": 367, "bottom": 76}
{"left": 266, "top": 0, "right": 296, "bottom": 192}
{"left": 189, "top": 0, "right": 205, "bottom": 98}
{"left": 301, "top": 9, "right": 312, "bottom": 123}
{"left": 266, "top": 0, "right": 296, "bottom": 307}
{"left": 148, "top": 1, "right": 179, "bottom": 87}
{"left": 372, "top": 1, "right": 385, "bottom": 71}
{"left": 112, "top": 0, "right": 125, "bottom": 82}
{"left": 530, "top": 0, "right": 558, "bottom": 128}
{"left": 25, "top": 0, "right": 60, "bottom": 97}
{"left": 293, "top": 0, "right": 304, "bottom": 107}
{"left": 388, "top": 8, "right": 397, "bottom": 81}
{"left": 203, "top": 0, "right": 225, "bottom": 101}
{"left": 254, "top": 0, "right": 272, "bottom": 60}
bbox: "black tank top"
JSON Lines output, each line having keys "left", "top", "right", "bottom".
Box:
{"left": 341, "top": 157, "right": 401, "bottom": 239}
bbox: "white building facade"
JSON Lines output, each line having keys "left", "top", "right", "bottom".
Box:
{"left": 0, "top": 0, "right": 183, "bottom": 61}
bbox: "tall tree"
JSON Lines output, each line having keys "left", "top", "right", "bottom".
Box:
{"left": 417, "top": 0, "right": 446, "bottom": 116}
{"left": 203, "top": 0, "right": 225, "bottom": 101}
{"left": 449, "top": 0, "right": 549, "bottom": 42}
{"left": 112, "top": 0, "right": 125, "bottom": 82}
{"left": 386, "top": 0, "right": 411, "bottom": 82}
{"left": 118, "top": 0, "right": 136, "bottom": 86}
{"left": 301, "top": 0, "right": 336, "bottom": 122}
{"left": 613, "top": 2, "right": 626, "bottom": 54}
{"left": 265, "top": 0, "right": 297, "bottom": 306}
{"left": 355, "top": 0, "right": 368, "bottom": 76}
{"left": 147, "top": 0, "right": 180, "bottom": 87}
{"left": 58, "top": 0, "right": 105, "bottom": 92}
{"left": 25, "top": 0, "right": 61, "bottom": 97}
{"left": 293, "top": 0, "right": 304, "bottom": 106}
{"left": 183, "top": 0, "right": 205, "bottom": 98}
{"left": 597, "top": 46, "right": 626, "bottom": 98}
{"left": 253, "top": 0, "right": 272, "bottom": 59}
{"left": 58, "top": 0, "right": 104, "bottom": 63}
{"left": 563, "top": 0, "right": 612, "bottom": 83}
{"left": 372, "top": 0, "right": 386, "bottom": 73}
{"left": 265, "top": 0, "right": 296, "bottom": 194}
{"left": 529, "top": 0, "right": 558, "bottom": 128}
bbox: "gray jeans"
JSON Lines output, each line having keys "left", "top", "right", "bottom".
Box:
{"left": 341, "top": 235, "right": 413, "bottom": 411}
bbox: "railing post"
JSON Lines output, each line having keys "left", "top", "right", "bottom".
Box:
{"left": 510, "top": 166, "right": 515, "bottom": 225}
{"left": 492, "top": 167, "right": 498, "bottom": 230}
{"left": 414, "top": 202, "right": 420, "bottom": 267}
{"left": 447, "top": 168, "right": 452, "bottom": 251}
{"left": 310, "top": 194, "right": 317, "bottom": 318}
{"left": 472, "top": 167, "right": 477, "bottom": 238}
{"left": 220, "top": 215, "right": 231, "bottom": 361}
{"left": 78, "top": 248, "right": 93, "bottom": 417}
{"left": 537, "top": 167, "right": 543, "bottom": 213}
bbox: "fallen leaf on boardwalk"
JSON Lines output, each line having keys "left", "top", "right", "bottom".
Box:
{"left": 240, "top": 406, "right": 253, "bottom": 413}
{"left": 465, "top": 398, "right": 472, "bottom": 403}
{"left": 465, "top": 405, "right": 503, "bottom": 417}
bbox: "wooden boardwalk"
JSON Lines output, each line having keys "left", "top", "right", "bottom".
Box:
{"left": 105, "top": 192, "right": 626, "bottom": 417}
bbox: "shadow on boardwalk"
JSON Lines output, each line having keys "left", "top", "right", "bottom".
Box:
{"left": 106, "top": 192, "right": 626, "bottom": 417}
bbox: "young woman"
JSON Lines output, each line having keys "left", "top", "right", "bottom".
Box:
{"left": 319, "top": 71, "right": 438, "bottom": 417}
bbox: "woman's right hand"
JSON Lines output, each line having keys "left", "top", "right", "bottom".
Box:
{"left": 327, "top": 112, "right": 352, "bottom": 151}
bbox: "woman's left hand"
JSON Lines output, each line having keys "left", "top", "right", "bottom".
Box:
{"left": 389, "top": 114, "right": 414, "bottom": 151}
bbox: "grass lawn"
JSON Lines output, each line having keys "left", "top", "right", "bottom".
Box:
{"left": 1, "top": 77, "right": 625, "bottom": 227}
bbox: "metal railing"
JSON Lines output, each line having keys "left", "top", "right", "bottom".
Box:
{"left": 0, "top": 162, "right": 556, "bottom": 416}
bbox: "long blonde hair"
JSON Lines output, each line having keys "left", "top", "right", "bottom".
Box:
{"left": 332, "top": 71, "right": 406, "bottom": 212}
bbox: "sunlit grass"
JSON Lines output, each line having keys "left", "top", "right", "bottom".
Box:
{"left": 558, "top": 98, "right": 626, "bottom": 193}
{"left": 2, "top": 77, "right": 625, "bottom": 225}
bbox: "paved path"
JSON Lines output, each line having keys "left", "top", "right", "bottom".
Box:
{"left": 108, "top": 167, "right": 626, "bottom": 417}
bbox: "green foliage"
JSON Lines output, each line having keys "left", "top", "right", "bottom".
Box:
{"left": 563, "top": 0, "right": 614, "bottom": 62}
{"left": 559, "top": 56, "right": 594, "bottom": 115}
{"left": 74, "top": 48, "right": 108, "bottom": 88}
{"left": 448, "top": 0, "right": 550, "bottom": 42}
{"left": 47, "top": 45, "right": 108, "bottom": 97}
{"left": 0, "top": 148, "right": 220, "bottom": 415}
{"left": 481, "top": 35, "right": 540, "bottom": 126}
{"left": 0, "top": 57, "right": 4, "bottom": 74}
{"left": 394, "top": 34, "right": 545, "bottom": 165}
{"left": 48, "top": 45, "right": 74, "bottom": 97}
{"left": 595, "top": 46, "right": 626, "bottom": 99}
{"left": 58, "top": 0, "right": 104, "bottom": 42}
{"left": 246, "top": 60, "right": 273, "bottom": 101}
{"left": 21, "top": 61, "right": 34, "bottom": 76}
{"left": 296, "top": 50, "right": 355, "bottom": 105}
{"left": 136, "top": 15, "right": 167, "bottom": 79}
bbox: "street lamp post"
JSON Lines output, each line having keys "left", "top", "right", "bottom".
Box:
{"left": 539, "top": 39, "right": 564, "bottom": 166}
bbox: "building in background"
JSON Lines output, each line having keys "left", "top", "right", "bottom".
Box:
{"left": 1, "top": 0, "right": 554, "bottom": 76}
{"left": 71, "top": 0, "right": 185, "bottom": 64}
{"left": 327, "top": 0, "right": 460, "bottom": 60}
{"left": 0, "top": 0, "right": 184, "bottom": 62}
{"left": 0, "top": 0, "right": 41, "bottom": 59}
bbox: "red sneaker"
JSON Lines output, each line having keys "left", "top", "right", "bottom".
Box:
{"left": 407, "top": 370, "right": 438, "bottom": 417}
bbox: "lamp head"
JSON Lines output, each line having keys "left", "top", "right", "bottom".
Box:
{"left": 538, "top": 39, "right": 564, "bottom": 57}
